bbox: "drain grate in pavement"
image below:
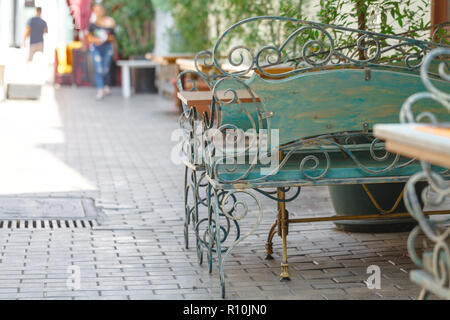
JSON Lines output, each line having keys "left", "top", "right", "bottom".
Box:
{"left": 0, "top": 219, "right": 98, "bottom": 229}
{"left": 0, "top": 197, "right": 104, "bottom": 229}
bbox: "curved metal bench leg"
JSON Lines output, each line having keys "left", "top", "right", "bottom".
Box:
{"left": 192, "top": 172, "right": 210, "bottom": 266}
{"left": 215, "top": 189, "right": 263, "bottom": 298}
{"left": 265, "top": 220, "right": 277, "bottom": 260}
{"left": 211, "top": 188, "right": 225, "bottom": 298}
{"left": 183, "top": 166, "right": 190, "bottom": 250}
{"left": 193, "top": 214, "right": 205, "bottom": 266}
{"left": 207, "top": 183, "right": 214, "bottom": 274}
{"left": 195, "top": 232, "right": 203, "bottom": 265}
{"left": 278, "top": 187, "right": 291, "bottom": 281}
{"left": 190, "top": 170, "right": 203, "bottom": 265}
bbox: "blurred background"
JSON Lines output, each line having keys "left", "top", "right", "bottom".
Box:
{"left": 0, "top": 0, "right": 448, "bottom": 102}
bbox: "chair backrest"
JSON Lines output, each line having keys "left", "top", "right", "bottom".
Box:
{"left": 218, "top": 67, "right": 450, "bottom": 147}
{"left": 187, "top": 17, "right": 450, "bottom": 149}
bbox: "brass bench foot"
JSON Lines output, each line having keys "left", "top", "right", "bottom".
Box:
{"left": 280, "top": 263, "right": 290, "bottom": 281}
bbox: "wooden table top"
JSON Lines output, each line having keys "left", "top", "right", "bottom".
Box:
{"left": 177, "top": 90, "right": 261, "bottom": 107}
{"left": 175, "top": 58, "right": 216, "bottom": 73}
{"left": 146, "top": 53, "right": 194, "bottom": 66}
{"left": 374, "top": 123, "right": 450, "bottom": 168}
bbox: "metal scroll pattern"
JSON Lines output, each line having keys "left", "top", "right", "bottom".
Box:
{"left": 211, "top": 17, "right": 448, "bottom": 79}
{"left": 402, "top": 48, "right": 450, "bottom": 299}
{"left": 207, "top": 128, "right": 417, "bottom": 184}
{"left": 177, "top": 72, "right": 250, "bottom": 270}
{"left": 196, "top": 17, "right": 450, "bottom": 184}
{"left": 177, "top": 71, "right": 212, "bottom": 267}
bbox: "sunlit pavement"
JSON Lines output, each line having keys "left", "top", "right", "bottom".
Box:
{"left": 0, "top": 87, "right": 93, "bottom": 194}
{"left": 0, "top": 85, "right": 444, "bottom": 299}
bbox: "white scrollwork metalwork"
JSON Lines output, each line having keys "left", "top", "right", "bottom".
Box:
{"left": 401, "top": 47, "right": 450, "bottom": 300}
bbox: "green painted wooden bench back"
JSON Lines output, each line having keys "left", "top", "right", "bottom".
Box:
{"left": 219, "top": 68, "right": 450, "bottom": 147}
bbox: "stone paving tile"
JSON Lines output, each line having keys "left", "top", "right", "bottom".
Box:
{"left": 0, "top": 86, "right": 447, "bottom": 300}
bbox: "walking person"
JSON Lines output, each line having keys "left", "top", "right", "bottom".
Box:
{"left": 87, "top": 4, "right": 118, "bottom": 100}
{"left": 23, "top": 7, "right": 48, "bottom": 62}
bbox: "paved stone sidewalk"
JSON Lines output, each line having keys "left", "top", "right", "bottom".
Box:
{"left": 0, "top": 86, "right": 446, "bottom": 300}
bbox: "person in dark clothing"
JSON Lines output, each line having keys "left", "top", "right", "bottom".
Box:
{"left": 23, "top": 7, "right": 48, "bottom": 62}
{"left": 87, "top": 4, "right": 118, "bottom": 100}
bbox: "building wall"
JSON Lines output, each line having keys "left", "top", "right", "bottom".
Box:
{"left": 0, "top": 0, "right": 14, "bottom": 50}
{"left": 153, "top": 9, "right": 173, "bottom": 55}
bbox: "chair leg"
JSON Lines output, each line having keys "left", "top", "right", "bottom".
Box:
{"left": 183, "top": 166, "right": 190, "bottom": 250}
{"left": 212, "top": 188, "right": 226, "bottom": 298}
{"left": 278, "top": 187, "right": 290, "bottom": 281}
{"left": 207, "top": 182, "right": 214, "bottom": 274}
{"left": 265, "top": 220, "right": 277, "bottom": 260}
{"left": 280, "top": 219, "right": 290, "bottom": 281}
{"left": 191, "top": 170, "right": 203, "bottom": 266}
{"left": 266, "top": 184, "right": 285, "bottom": 260}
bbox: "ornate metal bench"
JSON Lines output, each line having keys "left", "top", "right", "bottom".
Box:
{"left": 178, "top": 16, "right": 450, "bottom": 298}
{"left": 375, "top": 47, "right": 450, "bottom": 299}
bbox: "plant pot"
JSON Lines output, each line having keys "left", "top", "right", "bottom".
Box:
{"left": 329, "top": 182, "right": 427, "bottom": 233}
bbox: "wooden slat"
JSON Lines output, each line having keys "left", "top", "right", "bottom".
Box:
{"left": 176, "top": 58, "right": 199, "bottom": 71}
{"left": 386, "top": 140, "right": 450, "bottom": 168}
{"left": 375, "top": 123, "right": 450, "bottom": 168}
{"left": 221, "top": 62, "right": 295, "bottom": 78}
{"left": 145, "top": 53, "right": 194, "bottom": 65}
{"left": 177, "top": 90, "right": 260, "bottom": 107}
{"left": 175, "top": 58, "right": 217, "bottom": 73}
{"left": 251, "top": 68, "right": 450, "bottom": 146}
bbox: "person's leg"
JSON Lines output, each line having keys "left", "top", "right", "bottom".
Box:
{"left": 90, "top": 46, "right": 104, "bottom": 89}
{"left": 35, "top": 42, "right": 43, "bottom": 58}
{"left": 28, "top": 47, "right": 35, "bottom": 62}
{"left": 28, "top": 43, "right": 39, "bottom": 62}
{"left": 90, "top": 46, "right": 105, "bottom": 99}
{"left": 102, "top": 43, "right": 114, "bottom": 93}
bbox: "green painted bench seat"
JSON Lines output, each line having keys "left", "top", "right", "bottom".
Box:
{"left": 211, "top": 152, "right": 446, "bottom": 189}
{"left": 218, "top": 68, "right": 450, "bottom": 147}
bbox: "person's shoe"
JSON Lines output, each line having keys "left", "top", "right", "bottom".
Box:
{"left": 96, "top": 90, "right": 105, "bottom": 100}
{"left": 104, "top": 86, "right": 111, "bottom": 96}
